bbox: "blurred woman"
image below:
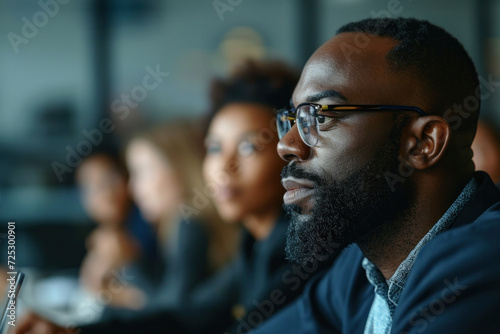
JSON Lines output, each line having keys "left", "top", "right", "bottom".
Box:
{"left": 89, "top": 60, "right": 305, "bottom": 333}
{"left": 124, "top": 121, "right": 238, "bottom": 308}
{"left": 93, "top": 60, "right": 307, "bottom": 333}
{"left": 194, "top": 60, "right": 300, "bottom": 332}
{"left": 76, "top": 150, "right": 157, "bottom": 310}
{"left": 472, "top": 120, "right": 500, "bottom": 184}
{"left": 15, "top": 60, "right": 316, "bottom": 334}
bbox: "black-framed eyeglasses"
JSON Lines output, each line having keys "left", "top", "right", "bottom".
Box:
{"left": 276, "top": 103, "right": 428, "bottom": 147}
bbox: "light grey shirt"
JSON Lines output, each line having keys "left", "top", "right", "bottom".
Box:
{"left": 363, "top": 178, "right": 478, "bottom": 334}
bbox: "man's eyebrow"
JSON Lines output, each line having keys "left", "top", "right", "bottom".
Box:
{"left": 305, "top": 90, "right": 347, "bottom": 103}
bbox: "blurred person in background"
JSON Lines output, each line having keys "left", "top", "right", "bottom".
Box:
{"left": 472, "top": 120, "right": 500, "bottom": 185}
{"left": 14, "top": 120, "right": 238, "bottom": 333}
{"left": 124, "top": 121, "right": 238, "bottom": 310}
{"left": 14, "top": 60, "right": 325, "bottom": 334}
{"left": 76, "top": 150, "right": 158, "bottom": 311}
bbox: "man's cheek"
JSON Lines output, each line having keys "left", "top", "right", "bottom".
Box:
{"left": 317, "top": 154, "right": 356, "bottom": 181}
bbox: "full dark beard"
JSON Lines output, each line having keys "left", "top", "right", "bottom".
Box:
{"left": 283, "top": 131, "right": 415, "bottom": 266}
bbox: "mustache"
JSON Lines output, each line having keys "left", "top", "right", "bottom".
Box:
{"left": 280, "top": 163, "right": 323, "bottom": 185}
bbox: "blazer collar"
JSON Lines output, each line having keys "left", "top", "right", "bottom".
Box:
{"left": 450, "top": 171, "right": 500, "bottom": 229}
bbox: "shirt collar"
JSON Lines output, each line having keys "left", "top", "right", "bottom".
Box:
{"left": 362, "top": 177, "right": 478, "bottom": 312}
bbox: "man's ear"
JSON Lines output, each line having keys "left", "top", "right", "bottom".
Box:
{"left": 401, "top": 116, "right": 451, "bottom": 170}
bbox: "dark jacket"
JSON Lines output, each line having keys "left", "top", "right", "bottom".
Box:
{"left": 253, "top": 172, "right": 500, "bottom": 333}
{"left": 99, "top": 217, "right": 211, "bottom": 323}
{"left": 81, "top": 212, "right": 321, "bottom": 333}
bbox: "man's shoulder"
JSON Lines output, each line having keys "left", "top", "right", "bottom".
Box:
{"left": 407, "top": 198, "right": 500, "bottom": 290}
{"left": 393, "top": 201, "right": 500, "bottom": 333}
{"left": 421, "top": 200, "right": 500, "bottom": 260}
{"left": 414, "top": 173, "right": 500, "bottom": 272}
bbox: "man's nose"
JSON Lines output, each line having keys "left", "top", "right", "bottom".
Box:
{"left": 277, "top": 125, "right": 312, "bottom": 162}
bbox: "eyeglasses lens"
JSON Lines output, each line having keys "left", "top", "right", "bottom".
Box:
{"left": 297, "top": 105, "right": 318, "bottom": 147}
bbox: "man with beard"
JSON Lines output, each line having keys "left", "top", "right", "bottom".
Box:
{"left": 254, "top": 18, "right": 500, "bottom": 333}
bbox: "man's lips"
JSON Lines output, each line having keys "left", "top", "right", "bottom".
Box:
{"left": 282, "top": 178, "right": 315, "bottom": 206}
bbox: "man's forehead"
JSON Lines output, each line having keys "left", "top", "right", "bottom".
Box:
{"left": 318, "top": 32, "right": 398, "bottom": 57}
{"left": 293, "top": 32, "right": 401, "bottom": 105}
{"left": 292, "top": 56, "right": 350, "bottom": 104}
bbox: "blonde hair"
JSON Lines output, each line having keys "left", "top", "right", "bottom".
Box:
{"left": 128, "top": 120, "right": 238, "bottom": 272}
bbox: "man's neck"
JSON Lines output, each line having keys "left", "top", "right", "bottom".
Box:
{"left": 357, "top": 214, "right": 428, "bottom": 280}
{"left": 358, "top": 174, "right": 471, "bottom": 280}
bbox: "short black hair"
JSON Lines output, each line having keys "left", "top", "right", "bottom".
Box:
{"left": 338, "top": 18, "right": 480, "bottom": 140}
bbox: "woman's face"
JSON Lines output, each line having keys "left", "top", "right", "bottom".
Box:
{"left": 472, "top": 123, "right": 500, "bottom": 183}
{"left": 126, "top": 139, "right": 183, "bottom": 224}
{"left": 77, "top": 155, "right": 129, "bottom": 226}
{"left": 203, "top": 103, "right": 286, "bottom": 223}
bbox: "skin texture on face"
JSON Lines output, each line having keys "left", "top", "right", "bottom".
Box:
{"left": 279, "top": 33, "right": 423, "bottom": 265}
{"left": 77, "top": 155, "right": 130, "bottom": 227}
{"left": 281, "top": 33, "right": 424, "bottom": 210}
{"left": 203, "top": 103, "right": 286, "bottom": 230}
{"left": 126, "top": 139, "right": 184, "bottom": 224}
{"left": 283, "top": 122, "right": 415, "bottom": 266}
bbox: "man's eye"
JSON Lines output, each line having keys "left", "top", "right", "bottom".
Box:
{"left": 317, "top": 114, "right": 335, "bottom": 124}
{"left": 317, "top": 112, "right": 344, "bottom": 125}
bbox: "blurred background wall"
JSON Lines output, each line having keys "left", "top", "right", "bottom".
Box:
{"left": 0, "top": 0, "right": 499, "bottom": 269}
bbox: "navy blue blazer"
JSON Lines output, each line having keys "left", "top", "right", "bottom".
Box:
{"left": 253, "top": 172, "right": 500, "bottom": 333}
